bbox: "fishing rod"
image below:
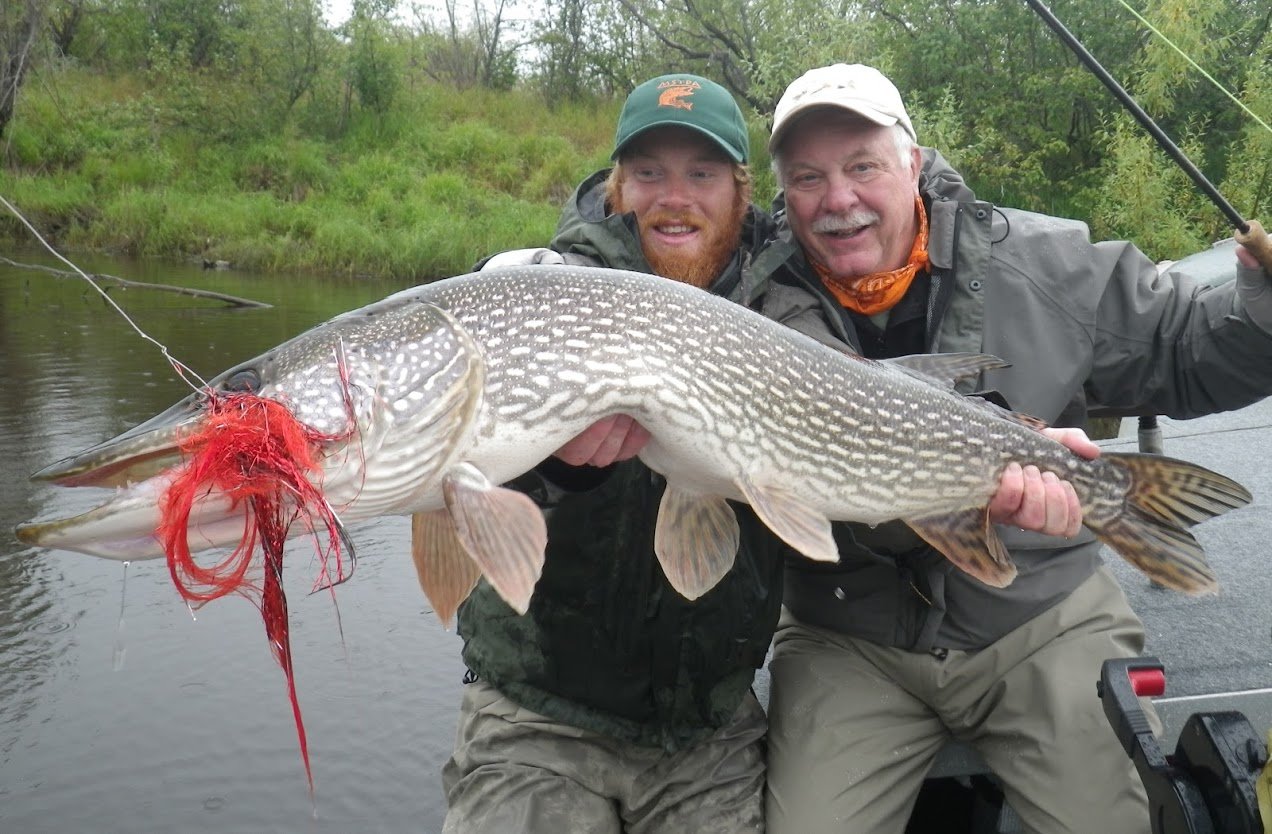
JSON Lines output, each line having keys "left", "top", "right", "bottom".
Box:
{"left": 1022, "top": 0, "right": 1272, "bottom": 272}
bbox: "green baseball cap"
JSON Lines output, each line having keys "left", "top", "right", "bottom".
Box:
{"left": 612, "top": 74, "right": 749, "bottom": 163}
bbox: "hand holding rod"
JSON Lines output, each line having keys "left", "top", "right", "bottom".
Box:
{"left": 1235, "top": 221, "right": 1272, "bottom": 273}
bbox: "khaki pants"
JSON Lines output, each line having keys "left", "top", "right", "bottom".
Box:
{"left": 442, "top": 680, "right": 766, "bottom": 834}
{"left": 766, "top": 567, "right": 1157, "bottom": 834}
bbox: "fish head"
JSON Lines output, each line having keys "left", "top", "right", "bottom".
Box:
{"left": 16, "top": 297, "right": 485, "bottom": 560}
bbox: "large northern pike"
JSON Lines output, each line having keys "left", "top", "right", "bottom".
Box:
{"left": 15, "top": 265, "right": 1252, "bottom": 621}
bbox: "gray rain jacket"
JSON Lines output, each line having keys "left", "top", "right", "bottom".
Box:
{"left": 754, "top": 148, "right": 1272, "bottom": 651}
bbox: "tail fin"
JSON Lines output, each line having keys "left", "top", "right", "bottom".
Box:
{"left": 1088, "top": 453, "right": 1252, "bottom": 595}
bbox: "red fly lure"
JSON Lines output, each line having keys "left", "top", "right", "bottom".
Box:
{"left": 157, "top": 391, "right": 355, "bottom": 795}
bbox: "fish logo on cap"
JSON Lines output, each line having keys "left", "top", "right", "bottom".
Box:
{"left": 657, "top": 80, "right": 701, "bottom": 111}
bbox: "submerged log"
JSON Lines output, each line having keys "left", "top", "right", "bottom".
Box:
{"left": 1, "top": 257, "right": 272, "bottom": 309}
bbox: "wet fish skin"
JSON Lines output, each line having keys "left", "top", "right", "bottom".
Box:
{"left": 14, "top": 265, "right": 1253, "bottom": 621}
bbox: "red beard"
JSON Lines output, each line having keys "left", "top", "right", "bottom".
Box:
{"left": 611, "top": 195, "right": 748, "bottom": 289}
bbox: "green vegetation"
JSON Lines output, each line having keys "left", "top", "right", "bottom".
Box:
{"left": 1, "top": 0, "right": 1268, "bottom": 278}
{"left": 2, "top": 64, "right": 617, "bottom": 278}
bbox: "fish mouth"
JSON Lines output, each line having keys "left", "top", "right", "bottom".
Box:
{"left": 13, "top": 474, "right": 246, "bottom": 561}
{"left": 31, "top": 397, "right": 204, "bottom": 487}
{"left": 32, "top": 361, "right": 270, "bottom": 488}
{"left": 16, "top": 392, "right": 238, "bottom": 560}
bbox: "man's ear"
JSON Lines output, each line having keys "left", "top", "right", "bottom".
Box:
{"left": 908, "top": 145, "right": 923, "bottom": 186}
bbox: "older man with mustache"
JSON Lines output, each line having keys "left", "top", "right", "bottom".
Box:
{"left": 755, "top": 63, "right": 1272, "bottom": 834}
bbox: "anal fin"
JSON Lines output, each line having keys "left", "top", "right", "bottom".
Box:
{"left": 906, "top": 508, "right": 1018, "bottom": 588}
{"left": 736, "top": 476, "right": 838, "bottom": 563}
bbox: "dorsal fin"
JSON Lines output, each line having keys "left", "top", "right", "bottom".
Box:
{"left": 880, "top": 352, "right": 1048, "bottom": 430}
{"left": 882, "top": 352, "right": 1011, "bottom": 388}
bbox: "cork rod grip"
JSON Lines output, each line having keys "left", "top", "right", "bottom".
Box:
{"left": 1235, "top": 219, "right": 1272, "bottom": 273}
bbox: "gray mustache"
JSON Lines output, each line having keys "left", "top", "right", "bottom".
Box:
{"left": 811, "top": 211, "right": 878, "bottom": 233}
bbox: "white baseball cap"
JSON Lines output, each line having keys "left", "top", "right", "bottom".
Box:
{"left": 769, "top": 64, "right": 916, "bottom": 152}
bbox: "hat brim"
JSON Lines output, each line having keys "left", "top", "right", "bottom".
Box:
{"left": 612, "top": 121, "right": 746, "bottom": 163}
{"left": 768, "top": 98, "right": 913, "bottom": 153}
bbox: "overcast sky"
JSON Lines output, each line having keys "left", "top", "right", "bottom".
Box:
{"left": 324, "top": 0, "right": 354, "bottom": 26}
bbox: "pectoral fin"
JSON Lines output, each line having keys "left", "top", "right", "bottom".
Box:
{"left": 906, "top": 508, "right": 1017, "bottom": 588}
{"left": 736, "top": 476, "right": 838, "bottom": 563}
{"left": 442, "top": 463, "right": 547, "bottom": 615}
{"left": 411, "top": 510, "right": 483, "bottom": 628}
{"left": 654, "top": 485, "right": 740, "bottom": 600}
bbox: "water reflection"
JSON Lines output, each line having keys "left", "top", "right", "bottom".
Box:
{"left": 0, "top": 253, "right": 465, "bottom": 833}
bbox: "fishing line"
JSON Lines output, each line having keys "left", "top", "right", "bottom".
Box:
{"left": 1115, "top": 0, "right": 1272, "bottom": 138}
{"left": 0, "top": 193, "right": 208, "bottom": 392}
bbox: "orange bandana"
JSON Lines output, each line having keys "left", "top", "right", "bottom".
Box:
{"left": 813, "top": 197, "right": 929, "bottom": 316}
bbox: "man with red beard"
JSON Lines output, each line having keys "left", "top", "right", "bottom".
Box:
{"left": 443, "top": 74, "right": 782, "bottom": 834}
{"left": 443, "top": 72, "right": 1088, "bottom": 833}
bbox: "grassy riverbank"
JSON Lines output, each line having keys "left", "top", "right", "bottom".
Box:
{"left": 2, "top": 67, "right": 659, "bottom": 279}
{"left": 4, "top": 55, "right": 1252, "bottom": 280}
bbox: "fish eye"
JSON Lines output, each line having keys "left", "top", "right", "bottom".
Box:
{"left": 222, "top": 369, "right": 261, "bottom": 394}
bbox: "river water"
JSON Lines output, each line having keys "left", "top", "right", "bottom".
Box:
{"left": 0, "top": 252, "right": 465, "bottom": 833}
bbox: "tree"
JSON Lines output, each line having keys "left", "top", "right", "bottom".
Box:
{"left": 1, "top": 0, "right": 44, "bottom": 138}
{"left": 472, "top": 0, "right": 517, "bottom": 89}
{"left": 234, "top": 0, "right": 330, "bottom": 115}
{"left": 607, "top": 0, "right": 766, "bottom": 110}
{"left": 534, "top": 0, "right": 589, "bottom": 100}
{"left": 47, "top": 0, "right": 87, "bottom": 56}
{"left": 346, "top": 0, "right": 401, "bottom": 113}
{"left": 420, "top": 0, "right": 519, "bottom": 89}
